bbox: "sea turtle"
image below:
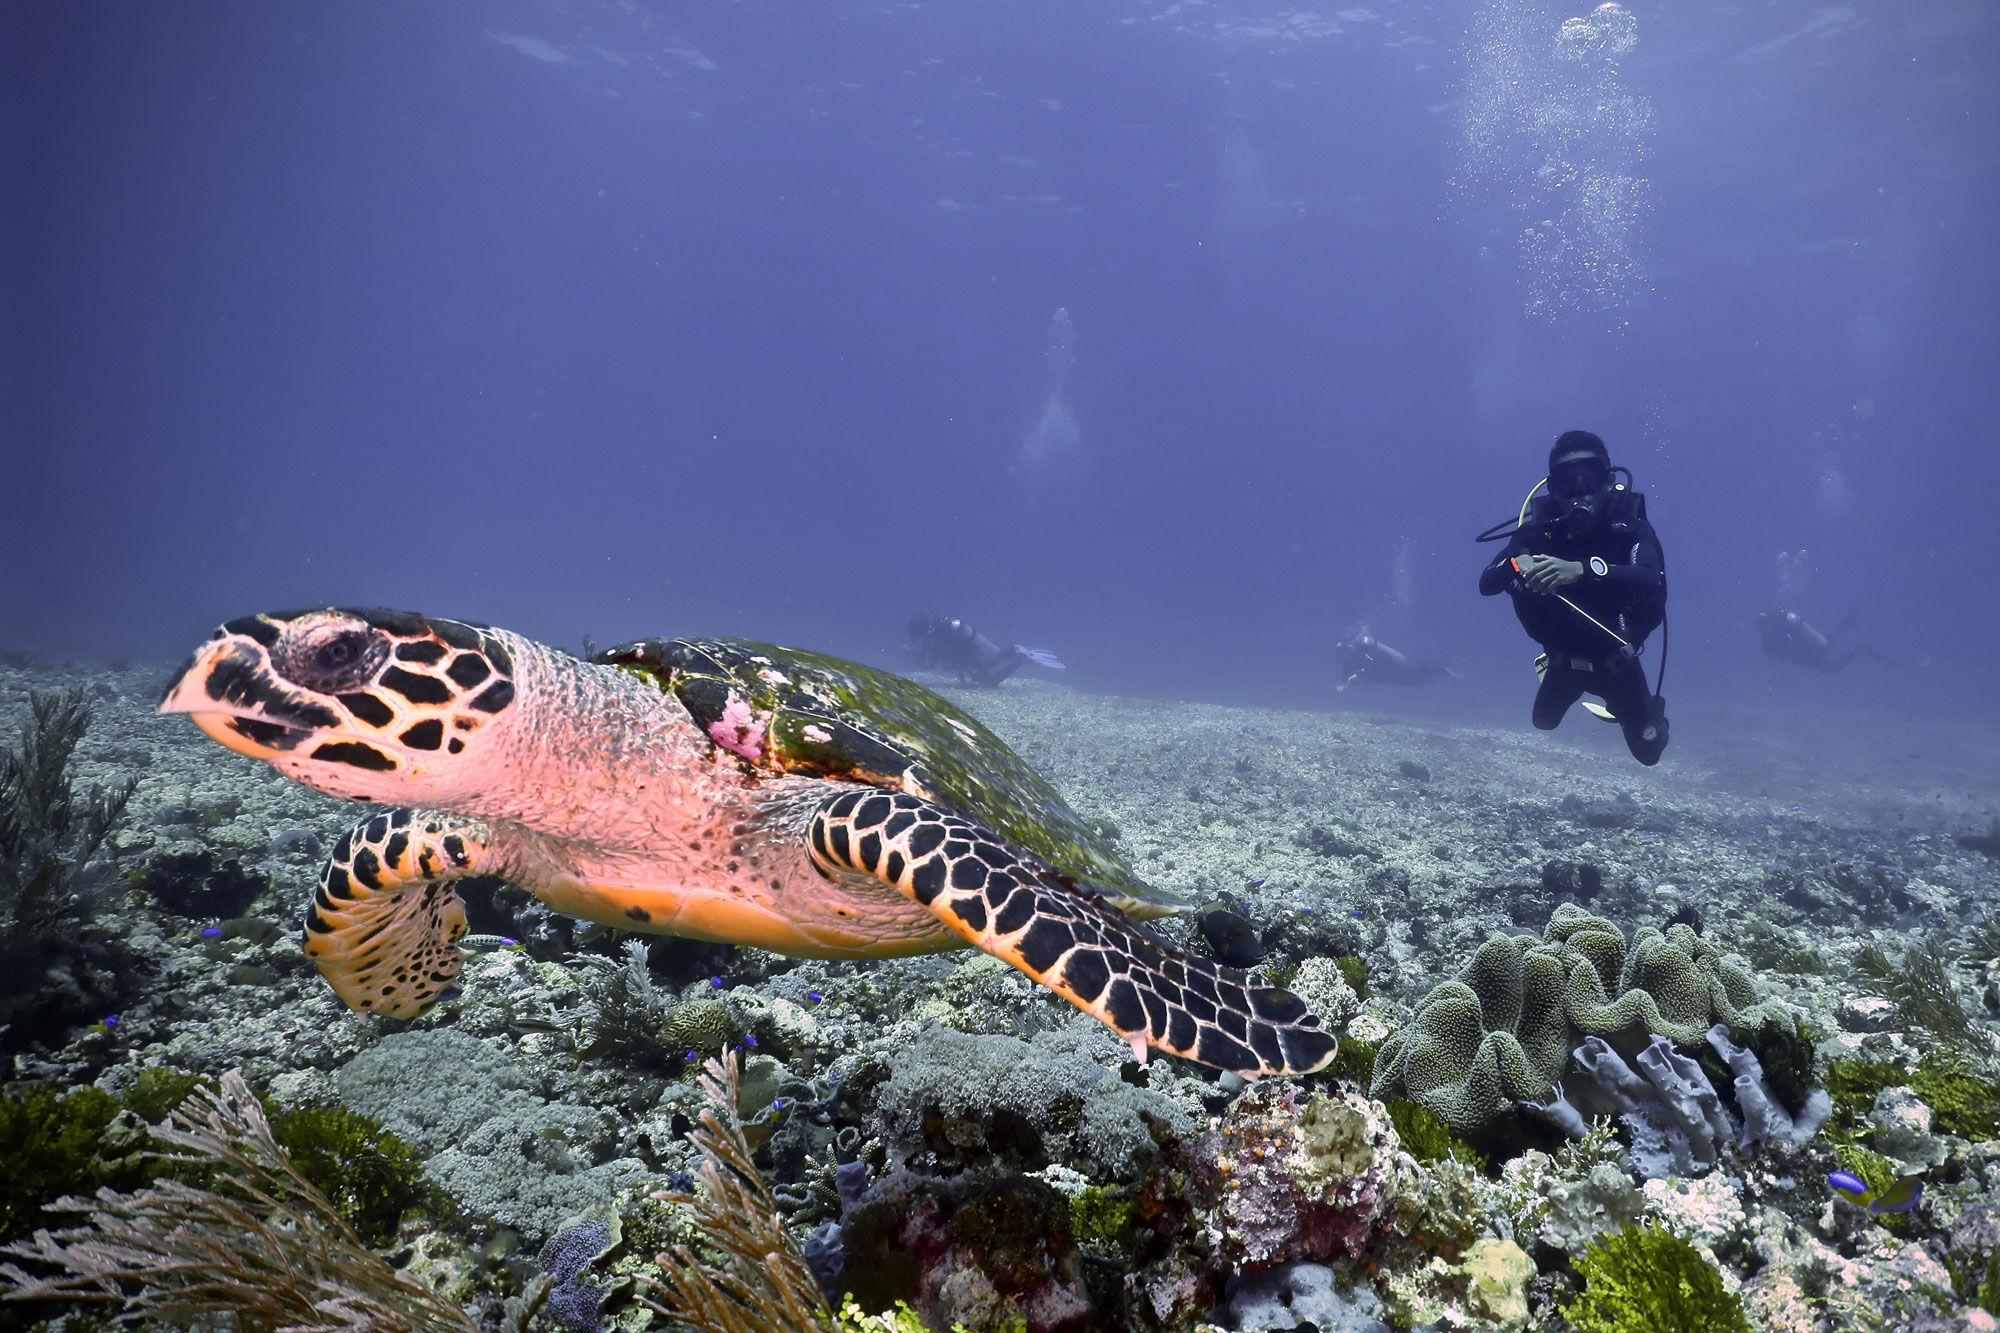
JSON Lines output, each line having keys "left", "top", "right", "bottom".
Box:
{"left": 159, "top": 607, "right": 1337, "bottom": 1078}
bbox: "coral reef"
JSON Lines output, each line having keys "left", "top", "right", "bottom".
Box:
{"left": 138, "top": 848, "right": 267, "bottom": 919}
{"left": 1562, "top": 1223, "right": 1752, "bottom": 1333}
{"left": 875, "top": 1027, "right": 1191, "bottom": 1180}
{"left": 638, "top": 1054, "right": 832, "bottom": 1333}
{"left": 1370, "top": 904, "right": 1789, "bottom": 1135}
{"left": 0, "top": 1070, "right": 545, "bottom": 1332}
{"left": 268, "top": 1103, "right": 443, "bottom": 1247}
{"left": 336, "top": 1030, "right": 649, "bottom": 1244}
{"left": 536, "top": 1216, "right": 614, "bottom": 1333}
{"left": 1190, "top": 1082, "right": 1412, "bottom": 1271}
{"left": 838, "top": 1168, "right": 1093, "bottom": 1332}
{"left": 1384, "top": 1235, "right": 1535, "bottom": 1332}
{"left": 6, "top": 652, "right": 1999, "bottom": 1331}
{"left": 1215, "top": 1260, "right": 1390, "bottom": 1332}
{"left": 0, "top": 688, "right": 137, "bottom": 1043}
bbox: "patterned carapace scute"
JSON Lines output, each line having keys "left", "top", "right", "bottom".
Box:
{"left": 595, "top": 636, "right": 1180, "bottom": 912}
{"left": 1370, "top": 904, "right": 1786, "bottom": 1134}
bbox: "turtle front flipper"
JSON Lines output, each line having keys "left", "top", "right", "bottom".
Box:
{"left": 305, "top": 808, "right": 481, "bottom": 1019}
{"left": 807, "top": 790, "right": 1337, "bottom": 1079}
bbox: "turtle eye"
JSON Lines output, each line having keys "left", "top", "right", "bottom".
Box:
{"left": 275, "top": 625, "right": 389, "bottom": 694}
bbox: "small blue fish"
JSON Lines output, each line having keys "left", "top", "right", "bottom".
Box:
{"left": 199, "top": 925, "right": 223, "bottom": 938}
{"left": 711, "top": 976, "right": 725, "bottom": 988}
{"left": 1246, "top": 878, "right": 1267, "bottom": 888}
{"left": 807, "top": 990, "right": 823, "bottom": 1003}
{"left": 102, "top": 1015, "right": 119, "bottom": 1029}
{"left": 1829, "top": 1169, "right": 1924, "bottom": 1216}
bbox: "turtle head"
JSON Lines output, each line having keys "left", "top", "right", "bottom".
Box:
{"left": 159, "top": 607, "right": 519, "bottom": 803}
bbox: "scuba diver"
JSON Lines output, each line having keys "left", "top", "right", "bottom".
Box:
{"left": 1757, "top": 609, "right": 1895, "bottom": 672}
{"left": 1334, "top": 633, "right": 1460, "bottom": 691}
{"left": 905, "top": 614, "right": 1065, "bottom": 687}
{"left": 1477, "top": 430, "right": 1670, "bottom": 766}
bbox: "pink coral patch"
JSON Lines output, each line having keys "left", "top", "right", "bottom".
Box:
{"left": 708, "top": 694, "right": 768, "bottom": 762}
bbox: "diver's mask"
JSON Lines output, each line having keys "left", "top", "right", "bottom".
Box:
{"left": 1548, "top": 456, "right": 1612, "bottom": 538}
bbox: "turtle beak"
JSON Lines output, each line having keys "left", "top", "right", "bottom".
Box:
{"left": 158, "top": 635, "right": 328, "bottom": 760}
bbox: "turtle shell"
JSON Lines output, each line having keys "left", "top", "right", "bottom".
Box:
{"left": 595, "top": 637, "right": 1178, "bottom": 910}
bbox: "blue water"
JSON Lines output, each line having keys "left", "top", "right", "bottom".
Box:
{"left": 5, "top": 0, "right": 1995, "bottom": 718}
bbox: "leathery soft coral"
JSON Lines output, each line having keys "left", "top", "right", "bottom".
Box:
{"left": 1370, "top": 904, "right": 1788, "bottom": 1137}
{"left": 1190, "top": 1081, "right": 1416, "bottom": 1270}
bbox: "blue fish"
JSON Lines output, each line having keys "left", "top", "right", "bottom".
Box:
{"left": 1829, "top": 1169, "right": 1924, "bottom": 1216}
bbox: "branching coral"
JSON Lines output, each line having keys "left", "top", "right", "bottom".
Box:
{"left": 0, "top": 688, "right": 135, "bottom": 1033}
{"left": 1854, "top": 934, "right": 1977, "bottom": 1048}
{"left": 637, "top": 1053, "right": 834, "bottom": 1333}
{"left": 0, "top": 1070, "right": 540, "bottom": 1331}
{"left": 574, "top": 939, "right": 677, "bottom": 1062}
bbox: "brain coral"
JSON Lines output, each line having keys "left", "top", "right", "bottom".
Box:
{"left": 1370, "top": 904, "right": 1784, "bottom": 1134}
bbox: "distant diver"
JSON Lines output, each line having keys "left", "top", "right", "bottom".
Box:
{"left": 1757, "top": 609, "right": 1895, "bottom": 672}
{"left": 905, "top": 614, "right": 1064, "bottom": 687}
{"left": 1477, "top": 430, "right": 1670, "bottom": 766}
{"left": 1334, "top": 634, "right": 1460, "bottom": 691}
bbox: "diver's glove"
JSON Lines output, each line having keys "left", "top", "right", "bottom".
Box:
{"left": 1518, "top": 554, "right": 1587, "bottom": 593}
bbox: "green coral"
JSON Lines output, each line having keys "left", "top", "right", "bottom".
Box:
{"left": 660, "top": 999, "right": 743, "bottom": 1056}
{"left": 1822, "top": 1059, "right": 1902, "bottom": 1142}
{"left": 122, "top": 1067, "right": 207, "bottom": 1125}
{"left": 1385, "top": 1099, "right": 1488, "bottom": 1173}
{"left": 836, "top": 1295, "right": 1013, "bottom": 1332}
{"left": 1563, "top": 1223, "right": 1752, "bottom": 1333}
{"left": 1327, "top": 1035, "right": 1381, "bottom": 1084}
{"left": 267, "top": 1104, "right": 444, "bottom": 1246}
{"left": 1333, "top": 953, "right": 1370, "bottom": 999}
{"left": 1831, "top": 1141, "right": 1900, "bottom": 1196}
{"left": 1907, "top": 1052, "right": 2000, "bottom": 1141}
{"left": 1970, "top": 1250, "right": 2000, "bottom": 1317}
{"left": 0, "top": 1085, "right": 128, "bottom": 1241}
{"left": 1823, "top": 1054, "right": 2000, "bottom": 1144}
{"left": 1067, "top": 1185, "right": 1132, "bottom": 1259}
{"left": 1371, "top": 905, "right": 1785, "bottom": 1134}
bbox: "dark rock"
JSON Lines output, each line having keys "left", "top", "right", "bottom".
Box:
{"left": 1541, "top": 860, "right": 1603, "bottom": 900}
{"left": 271, "top": 826, "right": 323, "bottom": 858}
{"left": 1561, "top": 792, "right": 1640, "bottom": 829}
{"left": 840, "top": 1169, "right": 1095, "bottom": 1333}
{"left": 1293, "top": 824, "right": 1379, "bottom": 860}
{"left": 138, "top": 850, "right": 266, "bottom": 918}
{"left": 1256, "top": 913, "right": 1365, "bottom": 969}
{"left": 1396, "top": 760, "right": 1430, "bottom": 782}
{"left": 1196, "top": 909, "right": 1265, "bottom": 967}
{"left": 1954, "top": 824, "right": 2000, "bottom": 858}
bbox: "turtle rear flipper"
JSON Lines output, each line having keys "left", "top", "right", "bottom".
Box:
{"left": 807, "top": 789, "right": 1337, "bottom": 1079}
{"left": 305, "top": 808, "right": 479, "bottom": 1019}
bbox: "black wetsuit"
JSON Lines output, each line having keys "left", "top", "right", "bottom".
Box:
{"left": 1479, "top": 490, "right": 1669, "bottom": 764}
{"left": 906, "top": 615, "right": 1028, "bottom": 687}
{"left": 1757, "top": 611, "right": 1894, "bottom": 672}
{"left": 1336, "top": 638, "right": 1452, "bottom": 689}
